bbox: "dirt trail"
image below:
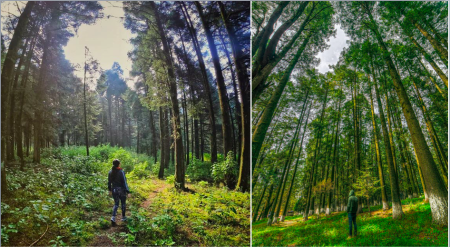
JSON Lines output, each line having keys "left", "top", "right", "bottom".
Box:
{"left": 90, "top": 179, "right": 170, "bottom": 246}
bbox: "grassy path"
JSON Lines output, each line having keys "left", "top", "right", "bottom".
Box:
{"left": 90, "top": 178, "right": 170, "bottom": 246}
{"left": 253, "top": 197, "right": 447, "bottom": 246}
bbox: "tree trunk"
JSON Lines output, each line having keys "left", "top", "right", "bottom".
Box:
{"left": 180, "top": 2, "right": 217, "bottom": 163}
{"left": 1, "top": 1, "right": 35, "bottom": 163}
{"left": 150, "top": 1, "right": 185, "bottom": 189}
{"left": 34, "top": 7, "right": 59, "bottom": 163}
{"left": 252, "top": 33, "right": 312, "bottom": 166}
{"left": 282, "top": 102, "right": 312, "bottom": 219}
{"left": 17, "top": 35, "right": 37, "bottom": 169}
{"left": 183, "top": 92, "right": 189, "bottom": 168}
{"left": 159, "top": 107, "right": 166, "bottom": 179}
{"left": 369, "top": 81, "right": 389, "bottom": 210}
{"left": 410, "top": 18, "right": 448, "bottom": 66}
{"left": 366, "top": 7, "right": 447, "bottom": 225}
{"left": 83, "top": 47, "right": 90, "bottom": 156}
{"left": 218, "top": 2, "right": 250, "bottom": 192}
{"left": 372, "top": 65, "right": 404, "bottom": 219}
{"left": 407, "top": 35, "right": 448, "bottom": 87}
{"left": 252, "top": 4, "right": 315, "bottom": 99}
{"left": 411, "top": 77, "right": 448, "bottom": 186}
{"left": 304, "top": 83, "right": 329, "bottom": 221}
{"left": 195, "top": 2, "right": 233, "bottom": 160}
{"left": 252, "top": 2, "right": 290, "bottom": 57}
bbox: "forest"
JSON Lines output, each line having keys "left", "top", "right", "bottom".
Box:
{"left": 1, "top": 1, "right": 250, "bottom": 246}
{"left": 251, "top": 1, "right": 447, "bottom": 246}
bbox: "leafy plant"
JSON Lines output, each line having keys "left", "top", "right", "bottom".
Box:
{"left": 212, "top": 151, "right": 238, "bottom": 187}
{"left": 187, "top": 158, "right": 212, "bottom": 181}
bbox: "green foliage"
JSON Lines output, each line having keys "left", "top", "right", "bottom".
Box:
{"left": 126, "top": 178, "right": 250, "bottom": 246}
{"left": 253, "top": 197, "right": 447, "bottom": 246}
{"left": 108, "top": 148, "right": 134, "bottom": 173}
{"left": 212, "top": 151, "right": 238, "bottom": 187}
{"left": 129, "top": 161, "right": 150, "bottom": 179}
{"left": 2, "top": 146, "right": 249, "bottom": 246}
{"left": 150, "top": 162, "right": 160, "bottom": 176}
{"left": 166, "top": 175, "right": 175, "bottom": 185}
{"left": 198, "top": 181, "right": 209, "bottom": 187}
{"left": 353, "top": 167, "right": 381, "bottom": 201}
{"left": 186, "top": 158, "right": 212, "bottom": 181}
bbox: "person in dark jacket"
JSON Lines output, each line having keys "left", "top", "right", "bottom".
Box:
{"left": 347, "top": 190, "right": 358, "bottom": 237}
{"left": 108, "top": 159, "right": 130, "bottom": 225}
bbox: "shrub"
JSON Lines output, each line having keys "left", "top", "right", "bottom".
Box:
{"left": 198, "top": 181, "right": 209, "bottom": 187}
{"left": 186, "top": 158, "right": 212, "bottom": 181}
{"left": 151, "top": 162, "right": 161, "bottom": 176}
{"left": 108, "top": 148, "right": 134, "bottom": 173}
{"left": 129, "top": 161, "right": 150, "bottom": 179}
{"left": 166, "top": 175, "right": 175, "bottom": 185}
{"left": 63, "top": 155, "right": 105, "bottom": 175}
{"left": 89, "top": 144, "right": 115, "bottom": 161}
{"left": 212, "top": 151, "right": 238, "bottom": 187}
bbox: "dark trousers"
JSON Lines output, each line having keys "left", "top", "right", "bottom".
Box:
{"left": 112, "top": 187, "right": 127, "bottom": 217}
{"left": 348, "top": 213, "right": 357, "bottom": 236}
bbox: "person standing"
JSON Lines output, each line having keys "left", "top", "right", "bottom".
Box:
{"left": 347, "top": 190, "right": 358, "bottom": 237}
{"left": 108, "top": 159, "right": 130, "bottom": 226}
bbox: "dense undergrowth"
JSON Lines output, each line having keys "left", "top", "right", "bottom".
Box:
{"left": 1, "top": 145, "right": 250, "bottom": 246}
{"left": 253, "top": 197, "right": 447, "bottom": 246}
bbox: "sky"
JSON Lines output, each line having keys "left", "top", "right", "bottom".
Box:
{"left": 64, "top": 2, "right": 134, "bottom": 85}
{"left": 315, "top": 24, "right": 350, "bottom": 73}
{"left": 2, "top": 2, "right": 347, "bottom": 88}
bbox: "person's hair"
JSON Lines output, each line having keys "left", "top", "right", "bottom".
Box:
{"left": 113, "top": 159, "right": 120, "bottom": 167}
{"left": 111, "top": 159, "right": 121, "bottom": 181}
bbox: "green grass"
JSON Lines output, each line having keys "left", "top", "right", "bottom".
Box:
{"left": 252, "top": 197, "right": 447, "bottom": 246}
{"left": 1, "top": 145, "right": 249, "bottom": 246}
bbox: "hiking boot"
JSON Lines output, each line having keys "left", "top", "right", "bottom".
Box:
{"left": 111, "top": 216, "right": 117, "bottom": 226}
{"left": 121, "top": 217, "right": 128, "bottom": 222}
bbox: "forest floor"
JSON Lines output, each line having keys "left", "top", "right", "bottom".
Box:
{"left": 90, "top": 179, "right": 170, "bottom": 246}
{"left": 1, "top": 145, "right": 250, "bottom": 246}
{"left": 253, "top": 197, "right": 448, "bottom": 246}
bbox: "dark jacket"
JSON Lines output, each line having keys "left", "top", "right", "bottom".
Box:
{"left": 347, "top": 190, "right": 358, "bottom": 214}
{"left": 108, "top": 168, "right": 130, "bottom": 193}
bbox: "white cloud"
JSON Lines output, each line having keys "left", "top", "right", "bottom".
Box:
{"left": 64, "top": 2, "right": 134, "bottom": 83}
{"left": 315, "top": 24, "right": 349, "bottom": 73}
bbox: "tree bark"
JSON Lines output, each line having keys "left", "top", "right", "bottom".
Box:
{"left": 372, "top": 65, "right": 404, "bottom": 219}
{"left": 195, "top": 2, "right": 234, "bottom": 160}
{"left": 218, "top": 1, "right": 250, "bottom": 192}
{"left": 159, "top": 107, "right": 166, "bottom": 179}
{"left": 252, "top": 33, "right": 312, "bottom": 166}
{"left": 180, "top": 2, "right": 217, "bottom": 163}
{"left": 369, "top": 80, "right": 389, "bottom": 210}
{"left": 150, "top": 1, "right": 185, "bottom": 189}
{"left": 252, "top": 2, "right": 289, "bottom": 57}
{"left": 1, "top": 1, "right": 35, "bottom": 163}
{"left": 366, "top": 6, "right": 447, "bottom": 225}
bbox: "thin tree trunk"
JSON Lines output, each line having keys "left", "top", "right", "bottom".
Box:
{"left": 83, "top": 47, "right": 90, "bottom": 156}
{"left": 180, "top": 2, "right": 217, "bottom": 163}
{"left": 282, "top": 102, "right": 312, "bottom": 220}
{"left": 159, "top": 107, "right": 166, "bottom": 179}
{"left": 252, "top": 32, "right": 312, "bottom": 166}
{"left": 372, "top": 64, "right": 404, "bottom": 219}
{"left": 218, "top": 2, "right": 250, "bottom": 191}
{"left": 366, "top": 6, "right": 447, "bottom": 225}
{"left": 150, "top": 1, "right": 185, "bottom": 189}
{"left": 369, "top": 80, "right": 389, "bottom": 210}
{"left": 1, "top": 1, "right": 35, "bottom": 163}
{"left": 195, "top": 2, "right": 233, "bottom": 160}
